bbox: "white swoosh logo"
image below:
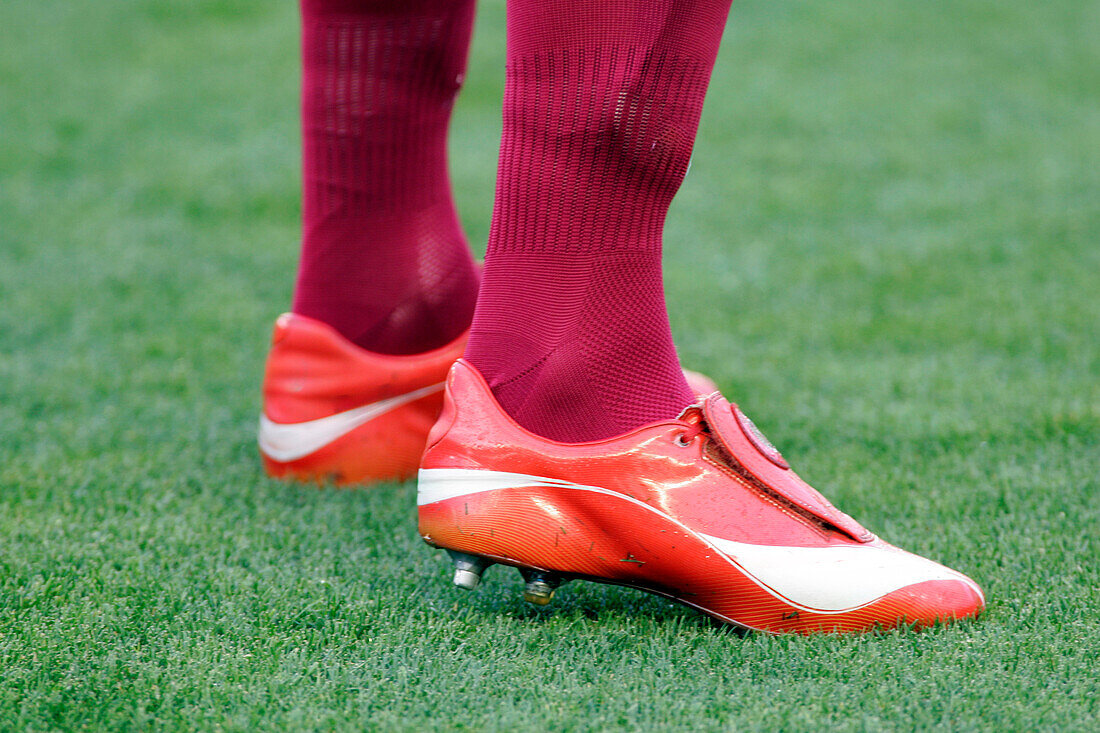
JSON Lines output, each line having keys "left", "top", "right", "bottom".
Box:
{"left": 417, "top": 467, "right": 981, "bottom": 612}
{"left": 259, "top": 383, "right": 444, "bottom": 462}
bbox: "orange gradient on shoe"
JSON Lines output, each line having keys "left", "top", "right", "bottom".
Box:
{"left": 418, "top": 360, "right": 985, "bottom": 634}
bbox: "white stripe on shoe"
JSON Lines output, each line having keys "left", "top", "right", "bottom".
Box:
{"left": 416, "top": 467, "right": 979, "bottom": 612}
{"left": 417, "top": 467, "right": 607, "bottom": 505}
{"left": 259, "top": 383, "right": 444, "bottom": 462}
{"left": 697, "top": 533, "right": 978, "bottom": 611}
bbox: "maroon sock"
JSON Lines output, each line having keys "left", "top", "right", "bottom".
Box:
{"left": 465, "top": 0, "right": 733, "bottom": 442}
{"left": 291, "top": 0, "right": 479, "bottom": 355}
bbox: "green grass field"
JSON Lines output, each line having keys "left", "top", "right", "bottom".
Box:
{"left": 2, "top": 0, "right": 1098, "bottom": 729}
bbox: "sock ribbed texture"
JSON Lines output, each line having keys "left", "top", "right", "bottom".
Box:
{"left": 291, "top": 0, "right": 479, "bottom": 355}
{"left": 464, "top": 0, "right": 733, "bottom": 443}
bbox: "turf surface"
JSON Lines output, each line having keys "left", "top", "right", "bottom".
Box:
{"left": 2, "top": 0, "right": 1098, "bottom": 730}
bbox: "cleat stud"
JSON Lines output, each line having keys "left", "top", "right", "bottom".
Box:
{"left": 523, "top": 581, "right": 555, "bottom": 606}
{"left": 519, "top": 568, "right": 563, "bottom": 606}
{"left": 452, "top": 568, "right": 482, "bottom": 591}
{"left": 447, "top": 550, "right": 492, "bottom": 591}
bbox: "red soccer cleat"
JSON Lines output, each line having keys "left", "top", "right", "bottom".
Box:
{"left": 418, "top": 360, "right": 985, "bottom": 634}
{"left": 259, "top": 313, "right": 466, "bottom": 485}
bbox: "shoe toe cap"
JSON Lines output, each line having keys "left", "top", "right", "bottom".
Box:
{"left": 867, "top": 548, "right": 985, "bottom": 629}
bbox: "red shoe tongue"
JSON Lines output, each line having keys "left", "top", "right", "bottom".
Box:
{"left": 701, "top": 394, "right": 872, "bottom": 543}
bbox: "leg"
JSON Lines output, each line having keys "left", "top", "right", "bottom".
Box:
{"left": 465, "top": 0, "right": 732, "bottom": 441}
{"left": 293, "top": 0, "right": 479, "bottom": 355}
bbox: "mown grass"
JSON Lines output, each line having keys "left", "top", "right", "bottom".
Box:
{"left": 1, "top": 0, "right": 1097, "bottom": 730}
